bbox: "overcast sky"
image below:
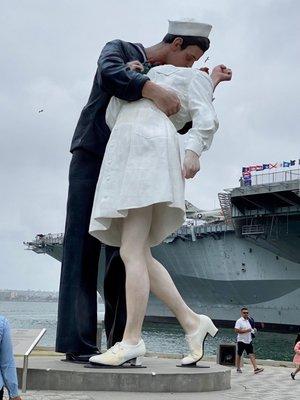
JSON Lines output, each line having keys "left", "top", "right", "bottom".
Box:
{"left": 0, "top": 0, "right": 299, "bottom": 291}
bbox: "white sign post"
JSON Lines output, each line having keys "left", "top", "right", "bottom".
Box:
{"left": 11, "top": 328, "right": 46, "bottom": 393}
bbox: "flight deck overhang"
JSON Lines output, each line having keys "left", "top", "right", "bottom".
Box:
{"left": 230, "top": 179, "right": 300, "bottom": 218}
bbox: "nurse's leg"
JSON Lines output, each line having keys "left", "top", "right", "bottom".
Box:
{"left": 145, "top": 248, "right": 218, "bottom": 365}
{"left": 145, "top": 248, "right": 200, "bottom": 335}
{"left": 120, "top": 206, "right": 152, "bottom": 345}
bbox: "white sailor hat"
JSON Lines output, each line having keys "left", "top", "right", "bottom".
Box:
{"left": 168, "top": 18, "right": 212, "bottom": 38}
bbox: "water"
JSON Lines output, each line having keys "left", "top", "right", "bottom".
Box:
{"left": 0, "top": 301, "right": 296, "bottom": 361}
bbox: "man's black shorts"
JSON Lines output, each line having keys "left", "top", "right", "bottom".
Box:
{"left": 237, "top": 341, "right": 254, "bottom": 356}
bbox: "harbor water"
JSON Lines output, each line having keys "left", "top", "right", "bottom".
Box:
{"left": 0, "top": 300, "right": 296, "bottom": 362}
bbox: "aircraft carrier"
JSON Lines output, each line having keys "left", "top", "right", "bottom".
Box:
{"left": 25, "top": 169, "right": 300, "bottom": 332}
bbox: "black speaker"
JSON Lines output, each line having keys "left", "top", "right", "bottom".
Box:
{"left": 217, "top": 343, "right": 237, "bottom": 366}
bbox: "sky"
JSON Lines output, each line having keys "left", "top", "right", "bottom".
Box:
{"left": 0, "top": 0, "right": 299, "bottom": 291}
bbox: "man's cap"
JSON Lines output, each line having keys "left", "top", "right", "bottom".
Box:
{"left": 168, "top": 18, "right": 212, "bottom": 38}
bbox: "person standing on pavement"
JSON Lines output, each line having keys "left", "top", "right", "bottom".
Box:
{"left": 291, "top": 333, "right": 300, "bottom": 380}
{"left": 0, "top": 316, "right": 21, "bottom": 400}
{"left": 234, "top": 307, "right": 264, "bottom": 374}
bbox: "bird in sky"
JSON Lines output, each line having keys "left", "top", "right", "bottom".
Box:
{"left": 38, "top": 109, "right": 44, "bottom": 113}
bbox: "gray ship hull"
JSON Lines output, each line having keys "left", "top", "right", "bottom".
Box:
{"left": 25, "top": 173, "right": 300, "bottom": 331}
{"left": 38, "top": 229, "right": 300, "bottom": 330}
{"left": 148, "top": 231, "right": 300, "bottom": 330}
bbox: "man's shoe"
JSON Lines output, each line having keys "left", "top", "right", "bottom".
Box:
{"left": 181, "top": 315, "right": 218, "bottom": 366}
{"left": 254, "top": 367, "right": 264, "bottom": 374}
{"left": 64, "top": 351, "right": 100, "bottom": 363}
{"left": 89, "top": 339, "right": 146, "bottom": 367}
{"left": 236, "top": 368, "right": 242, "bottom": 373}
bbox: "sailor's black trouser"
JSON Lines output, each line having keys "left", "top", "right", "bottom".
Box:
{"left": 55, "top": 149, "right": 126, "bottom": 354}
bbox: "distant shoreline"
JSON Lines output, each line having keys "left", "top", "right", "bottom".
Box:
{"left": 0, "top": 299, "right": 58, "bottom": 303}
{"left": 0, "top": 289, "right": 58, "bottom": 303}
{"left": 0, "top": 299, "right": 104, "bottom": 304}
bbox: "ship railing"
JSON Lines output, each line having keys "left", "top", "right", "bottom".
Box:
{"left": 24, "top": 233, "right": 64, "bottom": 250}
{"left": 168, "top": 223, "right": 233, "bottom": 240}
{"left": 241, "top": 225, "right": 265, "bottom": 235}
{"left": 240, "top": 168, "right": 300, "bottom": 187}
{"left": 194, "top": 223, "right": 232, "bottom": 234}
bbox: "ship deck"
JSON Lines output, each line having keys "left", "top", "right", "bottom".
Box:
{"left": 230, "top": 172, "right": 300, "bottom": 218}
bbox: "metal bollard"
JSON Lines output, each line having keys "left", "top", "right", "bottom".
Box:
{"left": 97, "top": 312, "right": 104, "bottom": 352}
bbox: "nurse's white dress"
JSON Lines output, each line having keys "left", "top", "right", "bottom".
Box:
{"left": 89, "top": 65, "right": 219, "bottom": 247}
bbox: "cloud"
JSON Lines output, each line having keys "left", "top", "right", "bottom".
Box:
{"left": 0, "top": 0, "right": 299, "bottom": 290}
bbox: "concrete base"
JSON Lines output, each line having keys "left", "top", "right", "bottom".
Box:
{"left": 16, "top": 356, "right": 231, "bottom": 393}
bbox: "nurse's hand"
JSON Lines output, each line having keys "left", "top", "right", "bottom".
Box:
{"left": 182, "top": 150, "right": 200, "bottom": 179}
{"left": 142, "top": 81, "right": 181, "bottom": 116}
{"left": 126, "top": 60, "right": 144, "bottom": 72}
{"left": 210, "top": 64, "right": 232, "bottom": 91}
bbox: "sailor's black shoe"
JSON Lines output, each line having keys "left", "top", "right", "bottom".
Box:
{"left": 64, "top": 351, "right": 101, "bottom": 364}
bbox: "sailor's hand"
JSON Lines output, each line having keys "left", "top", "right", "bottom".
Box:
{"left": 142, "top": 81, "right": 181, "bottom": 116}
{"left": 126, "top": 60, "right": 144, "bottom": 72}
{"left": 211, "top": 65, "right": 232, "bottom": 90}
{"left": 182, "top": 150, "right": 200, "bottom": 179}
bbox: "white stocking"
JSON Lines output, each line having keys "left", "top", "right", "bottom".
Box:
{"left": 119, "top": 206, "right": 152, "bottom": 344}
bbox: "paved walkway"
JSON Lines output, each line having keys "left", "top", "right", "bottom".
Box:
{"left": 4, "top": 364, "right": 300, "bottom": 400}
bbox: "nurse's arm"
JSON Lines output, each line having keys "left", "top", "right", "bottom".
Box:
{"left": 183, "top": 74, "right": 219, "bottom": 179}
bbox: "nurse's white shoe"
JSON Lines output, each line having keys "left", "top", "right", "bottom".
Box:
{"left": 89, "top": 339, "right": 146, "bottom": 367}
{"left": 181, "top": 315, "right": 218, "bottom": 366}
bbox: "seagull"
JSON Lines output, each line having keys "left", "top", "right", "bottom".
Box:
{"left": 38, "top": 109, "right": 44, "bottom": 113}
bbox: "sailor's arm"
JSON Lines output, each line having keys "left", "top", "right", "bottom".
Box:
{"left": 125, "top": 59, "right": 181, "bottom": 116}
{"left": 142, "top": 81, "right": 181, "bottom": 116}
{"left": 98, "top": 41, "right": 180, "bottom": 115}
{"left": 97, "top": 40, "right": 149, "bottom": 101}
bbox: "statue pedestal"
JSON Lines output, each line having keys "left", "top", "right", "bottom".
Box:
{"left": 16, "top": 355, "right": 231, "bottom": 393}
